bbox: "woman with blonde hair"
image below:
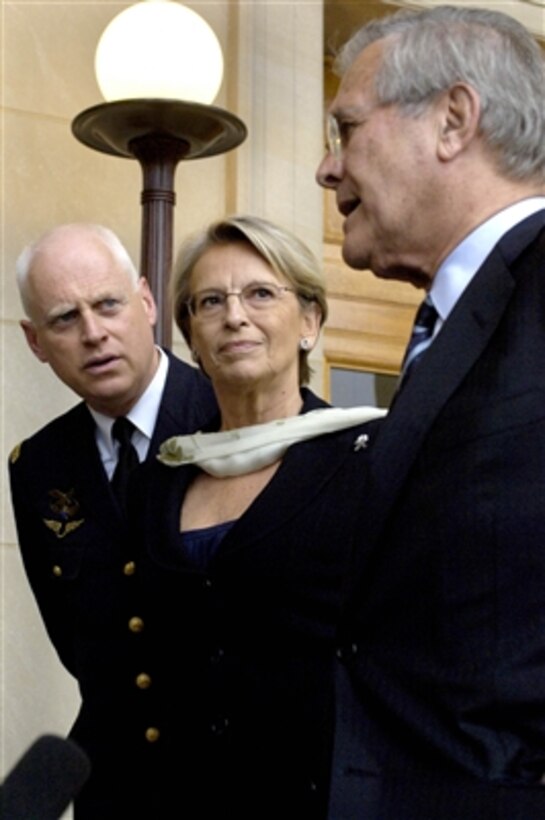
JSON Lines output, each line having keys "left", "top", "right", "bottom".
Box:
{"left": 127, "top": 215, "right": 384, "bottom": 818}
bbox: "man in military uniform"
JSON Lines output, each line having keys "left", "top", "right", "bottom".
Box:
{"left": 9, "top": 223, "right": 217, "bottom": 817}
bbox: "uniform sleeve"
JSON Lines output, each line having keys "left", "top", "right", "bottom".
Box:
{"left": 8, "top": 444, "right": 78, "bottom": 676}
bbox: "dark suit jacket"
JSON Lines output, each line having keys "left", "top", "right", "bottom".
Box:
{"left": 8, "top": 351, "right": 217, "bottom": 819}
{"left": 329, "top": 211, "right": 545, "bottom": 819}
{"left": 126, "top": 388, "right": 380, "bottom": 820}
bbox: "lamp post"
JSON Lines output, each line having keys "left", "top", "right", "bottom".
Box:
{"left": 71, "top": 0, "right": 247, "bottom": 348}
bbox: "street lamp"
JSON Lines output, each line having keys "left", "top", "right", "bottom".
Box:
{"left": 71, "top": 0, "right": 247, "bottom": 347}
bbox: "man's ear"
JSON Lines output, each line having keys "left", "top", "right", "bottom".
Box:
{"left": 20, "top": 319, "right": 49, "bottom": 363}
{"left": 437, "top": 83, "right": 481, "bottom": 162}
{"left": 138, "top": 277, "right": 157, "bottom": 326}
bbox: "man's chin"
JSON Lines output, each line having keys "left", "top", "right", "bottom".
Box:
{"left": 83, "top": 378, "right": 134, "bottom": 415}
{"left": 341, "top": 240, "right": 370, "bottom": 271}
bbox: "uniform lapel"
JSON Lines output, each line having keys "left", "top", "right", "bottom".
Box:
{"left": 148, "top": 351, "right": 217, "bottom": 457}
{"left": 64, "top": 405, "right": 125, "bottom": 534}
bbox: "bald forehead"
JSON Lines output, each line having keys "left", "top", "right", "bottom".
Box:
{"left": 28, "top": 227, "right": 134, "bottom": 288}
{"left": 32, "top": 226, "right": 117, "bottom": 267}
{"left": 23, "top": 228, "right": 137, "bottom": 319}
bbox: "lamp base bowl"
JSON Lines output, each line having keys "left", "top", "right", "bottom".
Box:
{"left": 72, "top": 98, "right": 247, "bottom": 160}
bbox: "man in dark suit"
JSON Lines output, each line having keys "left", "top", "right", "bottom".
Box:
{"left": 8, "top": 223, "right": 217, "bottom": 818}
{"left": 317, "top": 6, "right": 545, "bottom": 818}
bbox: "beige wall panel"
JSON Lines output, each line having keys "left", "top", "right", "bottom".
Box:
{"left": 3, "top": 110, "right": 143, "bottom": 320}
{"left": 324, "top": 241, "right": 422, "bottom": 305}
{"left": 230, "top": 0, "right": 324, "bottom": 258}
{"left": 327, "top": 294, "right": 417, "bottom": 341}
{"left": 323, "top": 240, "right": 421, "bottom": 379}
{"left": 4, "top": 3, "right": 122, "bottom": 116}
{"left": 324, "top": 327, "right": 408, "bottom": 374}
{"left": 2, "top": 546, "right": 80, "bottom": 763}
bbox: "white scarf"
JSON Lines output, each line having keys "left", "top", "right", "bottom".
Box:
{"left": 157, "top": 405, "right": 387, "bottom": 477}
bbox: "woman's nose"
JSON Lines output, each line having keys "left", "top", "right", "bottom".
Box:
{"left": 223, "top": 293, "right": 249, "bottom": 326}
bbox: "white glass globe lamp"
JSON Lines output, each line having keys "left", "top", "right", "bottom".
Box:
{"left": 94, "top": 0, "right": 224, "bottom": 104}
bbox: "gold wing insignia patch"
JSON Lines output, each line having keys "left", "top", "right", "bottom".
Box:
{"left": 43, "top": 489, "right": 84, "bottom": 538}
{"left": 43, "top": 517, "right": 84, "bottom": 539}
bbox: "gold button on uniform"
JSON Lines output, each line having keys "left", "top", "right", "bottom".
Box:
{"left": 123, "top": 561, "right": 136, "bottom": 576}
{"left": 128, "top": 616, "right": 144, "bottom": 633}
{"left": 135, "top": 673, "right": 152, "bottom": 689}
{"left": 52, "top": 565, "right": 62, "bottom": 577}
{"left": 145, "top": 727, "right": 160, "bottom": 743}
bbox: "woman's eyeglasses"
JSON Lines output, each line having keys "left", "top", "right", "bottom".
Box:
{"left": 186, "top": 281, "right": 295, "bottom": 319}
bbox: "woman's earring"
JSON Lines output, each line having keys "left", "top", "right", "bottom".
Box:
{"left": 299, "top": 337, "right": 311, "bottom": 351}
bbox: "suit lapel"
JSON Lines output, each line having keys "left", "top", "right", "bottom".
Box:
{"left": 144, "top": 426, "right": 358, "bottom": 571}
{"left": 220, "top": 423, "right": 361, "bottom": 558}
{"left": 144, "top": 389, "right": 362, "bottom": 567}
{"left": 141, "top": 458, "right": 199, "bottom": 571}
{"left": 346, "top": 224, "right": 543, "bottom": 589}
{"left": 215, "top": 390, "right": 351, "bottom": 556}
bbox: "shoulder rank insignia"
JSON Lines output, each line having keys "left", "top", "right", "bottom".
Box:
{"left": 9, "top": 442, "right": 22, "bottom": 464}
{"left": 42, "top": 488, "right": 84, "bottom": 539}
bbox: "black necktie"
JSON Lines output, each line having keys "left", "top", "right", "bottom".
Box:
{"left": 399, "top": 295, "right": 438, "bottom": 386}
{"left": 111, "top": 417, "right": 139, "bottom": 512}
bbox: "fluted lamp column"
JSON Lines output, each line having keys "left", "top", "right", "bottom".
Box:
{"left": 71, "top": 0, "right": 247, "bottom": 348}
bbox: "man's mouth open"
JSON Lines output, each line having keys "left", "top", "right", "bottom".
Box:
{"left": 338, "top": 197, "right": 360, "bottom": 218}
{"left": 84, "top": 355, "right": 120, "bottom": 372}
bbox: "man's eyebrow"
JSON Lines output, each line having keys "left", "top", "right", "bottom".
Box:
{"left": 44, "top": 304, "right": 78, "bottom": 324}
{"left": 329, "top": 103, "right": 363, "bottom": 117}
{"left": 92, "top": 290, "right": 127, "bottom": 304}
{"left": 332, "top": 103, "right": 378, "bottom": 121}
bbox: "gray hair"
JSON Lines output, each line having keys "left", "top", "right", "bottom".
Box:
{"left": 336, "top": 5, "right": 545, "bottom": 183}
{"left": 16, "top": 223, "right": 139, "bottom": 316}
{"left": 172, "top": 215, "right": 327, "bottom": 385}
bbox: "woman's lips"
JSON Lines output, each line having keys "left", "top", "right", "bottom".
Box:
{"left": 220, "top": 341, "right": 260, "bottom": 355}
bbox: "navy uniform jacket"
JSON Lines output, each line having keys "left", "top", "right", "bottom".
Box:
{"left": 8, "top": 351, "right": 217, "bottom": 819}
{"left": 329, "top": 211, "right": 545, "bottom": 819}
{"left": 125, "top": 389, "right": 381, "bottom": 819}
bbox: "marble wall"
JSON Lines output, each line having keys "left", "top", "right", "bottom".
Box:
{"left": 0, "top": 0, "right": 324, "bottom": 809}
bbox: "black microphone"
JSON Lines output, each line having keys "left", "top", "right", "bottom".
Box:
{"left": 0, "top": 734, "right": 91, "bottom": 819}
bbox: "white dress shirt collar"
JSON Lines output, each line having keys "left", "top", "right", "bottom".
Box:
{"left": 430, "top": 198, "right": 545, "bottom": 326}
{"left": 89, "top": 347, "right": 169, "bottom": 477}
